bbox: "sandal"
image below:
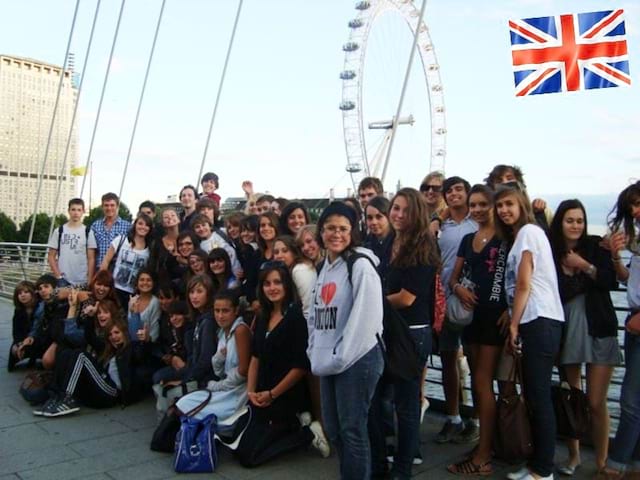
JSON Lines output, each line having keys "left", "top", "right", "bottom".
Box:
{"left": 594, "top": 467, "right": 625, "bottom": 480}
{"left": 447, "top": 458, "right": 493, "bottom": 476}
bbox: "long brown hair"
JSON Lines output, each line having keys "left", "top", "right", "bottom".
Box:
{"left": 390, "top": 188, "right": 440, "bottom": 269}
{"left": 100, "top": 318, "right": 130, "bottom": 363}
{"left": 493, "top": 185, "right": 536, "bottom": 244}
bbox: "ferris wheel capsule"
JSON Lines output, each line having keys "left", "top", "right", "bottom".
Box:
{"left": 340, "top": 70, "right": 357, "bottom": 80}
{"left": 349, "top": 19, "right": 364, "bottom": 28}
{"left": 355, "top": 1, "right": 371, "bottom": 10}
{"left": 339, "top": 101, "right": 356, "bottom": 111}
{"left": 342, "top": 42, "right": 360, "bottom": 52}
{"left": 346, "top": 162, "right": 363, "bottom": 173}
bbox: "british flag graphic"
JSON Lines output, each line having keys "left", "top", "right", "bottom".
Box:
{"left": 509, "top": 10, "right": 631, "bottom": 96}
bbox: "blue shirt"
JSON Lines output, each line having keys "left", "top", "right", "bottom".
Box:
{"left": 438, "top": 215, "right": 478, "bottom": 295}
{"left": 90, "top": 217, "right": 131, "bottom": 268}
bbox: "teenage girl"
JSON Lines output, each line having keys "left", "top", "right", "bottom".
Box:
{"left": 273, "top": 235, "right": 317, "bottom": 320}
{"left": 208, "top": 248, "right": 240, "bottom": 293}
{"left": 176, "top": 290, "right": 251, "bottom": 434}
{"left": 127, "top": 268, "right": 161, "bottom": 343}
{"left": 447, "top": 185, "right": 508, "bottom": 476}
{"left": 100, "top": 214, "right": 153, "bottom": 312}
{"left": 237, "top": 262, "right": 329, "bottom": 466}
{"left": 494, "top": 185, "right": 564, "bottom": 480}
{"left": 598, "top": 181, "right": 640, "bottom": 479}
{"left": 363, "top": 195, "right": 394, "bottom": 284}
{"left": 279, "top": 202, "right": 310, "bottom": 237}
{"left": 296, "top": 225, "right": 324, "bottom": 268}
{"left": 257, "top": 212, "right": 280, "bottom": 261}
{"left": 8, "top": 281, "right": 39, "bottom": 371}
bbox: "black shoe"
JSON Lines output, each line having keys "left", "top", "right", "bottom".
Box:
{"left": 7, "top": 351, "right": 18, "bottom": 372}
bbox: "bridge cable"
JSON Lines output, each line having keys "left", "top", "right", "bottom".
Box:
{"left": 118, "top": 0, "right": 167, "bottom": 199}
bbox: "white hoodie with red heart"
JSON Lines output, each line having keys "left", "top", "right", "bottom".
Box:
{"left": 307, "top": 247, "right": 383, "bottom": 376}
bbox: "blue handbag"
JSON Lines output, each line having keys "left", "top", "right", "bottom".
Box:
{"left": 174, "top": 390, "right": 217, "bottom": 473}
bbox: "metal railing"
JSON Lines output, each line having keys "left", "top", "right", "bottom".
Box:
{"left": 0, "top": 242, "right": 50, "bottom": 298}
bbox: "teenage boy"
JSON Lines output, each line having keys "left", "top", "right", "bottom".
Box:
{"left": 48, "top": 198, "right": 96, "bottom": 287}
{"left": 191, "top": 213, "right": 242, "bottom": 277}
{"left": 179, "top": 185, "right": 198, "bottom": 231}
{"left": 89, "top": 193, "right": 130, "bottom": 271}
{"left": 436, "top": 176, "right": 479, "bottom": 444}
{"left": 200, "top": 172, "right": 221, "bottom": 208}
{"left": 195, "top": 197, "right": 219, "bottom": 226}
{"left": 357, "top": 176, "right": 384, "bottom": 211}
{"left": 138, "top": 200, "right": 163, "bottom": 239}
{"left": 255, "top": 194, "right": 275, "bottom": 215}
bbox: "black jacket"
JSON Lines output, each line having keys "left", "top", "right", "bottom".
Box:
{"left": 557, "top": 235, "right": 618, "bottom": 338}
{"left": 113, "top": 342, "right": 151, "bottom": 406}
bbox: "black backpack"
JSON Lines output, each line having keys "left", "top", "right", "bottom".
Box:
{"left": 344, "top": 252, "right": 421, "bottom": 381}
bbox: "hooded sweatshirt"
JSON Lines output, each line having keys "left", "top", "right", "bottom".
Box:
{"left": 307, "top": 246, "right": 383, "bottom": 376}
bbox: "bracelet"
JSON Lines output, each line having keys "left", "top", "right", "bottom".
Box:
{"left": 269, "top": 390, "right": 275, "bottom": 401}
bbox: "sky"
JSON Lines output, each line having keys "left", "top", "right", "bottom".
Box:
{"left": 0, "top": 0, "right": 638, "bottom": 217}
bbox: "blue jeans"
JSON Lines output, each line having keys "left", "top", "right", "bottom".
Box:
{"left": 369, "top": 326, "right": 432, "bottom": 479}
{"left": 321, "top": 344, "right": 384, "bottom": 480}
{"left": 520, "top": 317, "right": 562, "bottom": 478}
{"left": 608, "top": 331, "right": 640, "bottom": 472}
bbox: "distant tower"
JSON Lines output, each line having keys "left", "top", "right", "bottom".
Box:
{"left": 0, "top": 54, "right": 79, "bottom": 224}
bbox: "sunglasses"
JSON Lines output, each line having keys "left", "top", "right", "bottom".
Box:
{"left": 420, "top": 184, "right": 443, "bottom": 193}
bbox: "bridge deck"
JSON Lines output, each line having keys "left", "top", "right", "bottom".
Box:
{"left": 0, "top": 299, "right": 598, "bottom": 479}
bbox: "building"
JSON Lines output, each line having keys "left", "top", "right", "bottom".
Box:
{"left": 0, "top": 54, "right": 78, "bottom": 225}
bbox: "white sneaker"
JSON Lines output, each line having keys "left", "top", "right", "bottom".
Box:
{"left": 521, "top": 474, "right": 553, "bottom": 480}
{"left": 297, "top": 411, "right": 312, "bottom": 427}
{"left": 507, "top": 466, "right": 530, "bottom": 480}
{"left": 309, "top": 421, "right": 330, "bottom": 458}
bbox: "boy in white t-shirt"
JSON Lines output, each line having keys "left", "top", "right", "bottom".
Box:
{"left": 191, "top": 213, "right": 242, "bottom": 277}
{"left": 47, "top": 198, "right": 97, "bottom": 287}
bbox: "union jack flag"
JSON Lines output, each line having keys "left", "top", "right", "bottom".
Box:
{"left": 509, "top": 10, "right": 630, "bottom": 96}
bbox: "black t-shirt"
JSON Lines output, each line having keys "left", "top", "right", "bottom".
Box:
{"left": 386, "top": 263, "right": 436, "bottom": 326}
{"left": 252, "top": 302, "right": 310, "bottom": 421}
{"left": 456, "top": 233, "right": 507, "bottom": 309}
{"left": 364, "top": 232, "right": 394, "bottom": 289}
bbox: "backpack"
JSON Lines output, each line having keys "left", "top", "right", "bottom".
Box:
{"left": 344, "top": 252, "right": 422, "bottom": 381}
{"left": 19, "top": 371, "right": 54, "bottom": 405}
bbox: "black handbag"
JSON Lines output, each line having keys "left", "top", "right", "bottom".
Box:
{"left": 150, "top": 389, "right": 212, "bottom": 453}
{"left": 552, "top": 381, "right": 591, "bottom": 439}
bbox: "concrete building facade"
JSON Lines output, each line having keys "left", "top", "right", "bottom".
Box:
{"left": 0, "top": 54, "right": 78, "bottom": 225}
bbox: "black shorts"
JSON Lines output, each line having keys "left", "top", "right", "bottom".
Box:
{"left": 462, "top": 305, "right": 506, "bottom": 346}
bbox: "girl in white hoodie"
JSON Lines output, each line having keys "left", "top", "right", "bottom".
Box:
{"left": 308, "top": 202, "right": 384, "bottom": 480}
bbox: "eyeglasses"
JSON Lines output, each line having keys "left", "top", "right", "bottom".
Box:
{"left": 178, "top": 240, "right": 193, "bottom": 246}
{"left": 322, "top": 225, "right": 352, "bottom": 235}
{"left": 259, "top": 260, "right": 287, "bottom": 271}
{"left": 420, "top": 184, "right": 443, "bottom": 193}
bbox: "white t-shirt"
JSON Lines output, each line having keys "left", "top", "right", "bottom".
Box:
{"left": 505, "top": 224, "right": 564, "bottom": 325}
{"left": 292, "top": 262, "right": 317, "bottom": 320}
{"left": 47, "top": 224, "right": 97, "bottom": 286}
{"left": 200, "top": 231, "right": 242, "bottom": 275}
{"left": 111, "top": 235, "right": 150, "bottom": 294}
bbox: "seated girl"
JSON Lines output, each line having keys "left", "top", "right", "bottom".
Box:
{"left": 208, "top": 248, "right": 240, "bottom": 294}
{"left": 8, "top": 281, "right": 39, "bottom": 371}
{"left": 176, "top": 290, "right": 251, "bottom": 434}
{"left": 234, "top": 262, "right": 329, "bottom": 467}
{"left": 34, "top": 303, "right": 148, "bottom": 416}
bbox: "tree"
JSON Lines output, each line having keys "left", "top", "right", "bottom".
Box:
{"left": 0, "top": 212, "right": 18, "bottom": 242}
{"left": 18, "top": 213, "right": 68, "bottom": 244}
{"left": 83, "top": 202, "right": 133, "bottom": 227}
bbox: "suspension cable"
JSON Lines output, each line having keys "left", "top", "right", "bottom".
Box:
{"left": 79, "top": 0, "right": 127, "bottom": 199}
{"left": 380, "top": 0, "right": 428, "bottom": 184}
{"left": 26, "top": 0, "right": 81, "bottom": 245}
{"left": 195, "top": 0, "right": 244, "bottom": 188}
{"left": 118, "top": 0, "right": 166, "bottom": 199}
{"left": 47, "top": 0, "right": 103, "bottom": 242}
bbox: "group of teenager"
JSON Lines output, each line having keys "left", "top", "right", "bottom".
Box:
{"left": 6, "top": 166, "right": 640, "bottom": 480}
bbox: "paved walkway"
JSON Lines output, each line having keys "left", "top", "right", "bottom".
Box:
{"left": 0, "top": 298, "right": 598, "bottom": 479}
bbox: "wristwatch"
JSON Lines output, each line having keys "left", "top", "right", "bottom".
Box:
{"left": 586, "top": 264, "right": 596, "bottom": 276}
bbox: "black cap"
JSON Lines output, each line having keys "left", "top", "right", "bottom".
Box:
{"left": 318, "top": 201, "right": 358, "bottom": 231}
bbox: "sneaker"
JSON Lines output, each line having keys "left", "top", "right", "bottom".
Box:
{"left": 43, "top": 395, "right": 80, "bottom": 417}
{"left": 297, "top": 411, "right": 312, "bottom": 427}
{"left": 309, "top": 421, "right": 330, "bottom": 458}
{"left": 521, "top": 474, "right": 553, "bottom": 480}
{"left": 33, "top": 396, "right": 58, "bottom": 416}
{"left": 435, "top": 419, "right": 464, "bottom": 444}
{"left": 507, "top": 466, "right": 530, "bottom": 480}
{"left": 454, "top": 420, "right": 480, "bottom": 444}
{"left": 413, "top": 451, "right": 423, "bottom": 465}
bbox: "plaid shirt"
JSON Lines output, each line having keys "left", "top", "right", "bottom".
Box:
{"left": 90, "top": 216, "right": 131, "bottom": 268}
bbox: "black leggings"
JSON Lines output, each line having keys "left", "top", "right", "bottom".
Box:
{"left": 56, "top": 349, "right": 119, "bottom": 409}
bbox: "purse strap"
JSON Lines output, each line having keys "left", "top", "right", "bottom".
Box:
{"left": 506, "top": 354, "right": 526, "bottom": 398}
{"left": 184, "top": 390, "right": 213, "bottom": 417}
